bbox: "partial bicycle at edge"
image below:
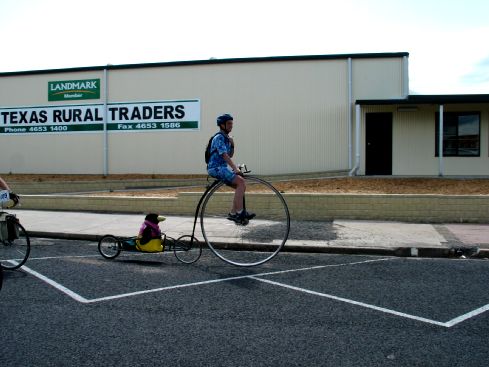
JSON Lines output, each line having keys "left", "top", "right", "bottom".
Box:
{"left": 0, "top": 190, "right": 31, "bottom": 271}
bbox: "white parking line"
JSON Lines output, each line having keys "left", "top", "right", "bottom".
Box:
{"left": 84, "top": 274, "right": 262, "bottom": 303}
{"left": 18, "top": 256, "right": 489, "bottom": 327}
{"left": 20, "top": 265, "right": 89, "bottom": 303}
{"left": 28, "top": 254, "right": 102, "bottom": 261}
{"left": 254, "top": 257, "right": 393, "bottom": 277}
{"left": 27, "top": 252, "right": 172, "bottom": 261}
{"left": 20, "top": 264, "right": 268, "bottom": 304}
{"left": 86, "top": 258, "right": 393, "bottom": 303}
{"left": 445, "top": 304, "right": 489, "bottom": 327}
{"left": 20, "top": 257, "right": 392, "bottom": 304}
{"left": 251, "top": 276, "right": 449, "bottom": 327}
{"left": 255, "top": 276, "right": 489, "bottom": 328}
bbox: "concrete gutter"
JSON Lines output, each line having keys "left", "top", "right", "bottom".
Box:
{"left": 10, "top": 207, "right": 489, "bottom": 260}
{"left": 27, "top": 230, "right": 489, "bottom": 259}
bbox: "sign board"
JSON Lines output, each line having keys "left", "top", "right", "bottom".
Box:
{"left": 107, "top": 101, "right": 199, "bottom": 131}
{"left": 48, "top": 79, "right": 100, "bottom": 101}
{"left": 0, "top": 100, "right": 200, "bottom": 135}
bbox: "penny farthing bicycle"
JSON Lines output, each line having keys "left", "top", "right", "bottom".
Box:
{"left": 186, "top": 165, "right": 290, "bottom": 267}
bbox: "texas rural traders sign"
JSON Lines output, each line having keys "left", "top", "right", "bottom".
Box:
{"left": 0, "top": 100, "right": 200, "bottom": 134}
{"left": 48, "top": 79, "right": 100, "bottom": 101}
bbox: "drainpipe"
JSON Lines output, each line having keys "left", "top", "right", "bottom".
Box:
{"left": 347, "top": 57, "right": 353, "bottom": 169}
{"left": 438, "top": 104, "right": 444, "bottom": 177}
{"left": 103, "top": 66, "right": 109, "bottom": 176}
{"left": 349, "top": 104, "right": 361, "bottom": 176}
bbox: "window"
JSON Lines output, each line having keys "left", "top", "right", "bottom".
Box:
{"left": 435, "top": 112, "right": 480, "bottom": 157}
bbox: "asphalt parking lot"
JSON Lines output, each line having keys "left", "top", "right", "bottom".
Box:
{"left": 1, "top": 239, "right": 489, "bottom": 366}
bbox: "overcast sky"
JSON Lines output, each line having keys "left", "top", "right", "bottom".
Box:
{"left": 1, "top": 0, "right": 488, "bottom": 94}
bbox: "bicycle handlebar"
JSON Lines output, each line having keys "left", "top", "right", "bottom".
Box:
{"left": 0, "top": 190, "right": 20, "bottom": 209}
{"left": 238, "top": 164, "right": 251, "bottom": 174}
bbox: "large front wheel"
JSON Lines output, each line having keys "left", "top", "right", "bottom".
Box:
{"left": 200, "top": 176, "right": 290, "bottom": 267}
{"left": 0, "top": 219, "right": 30, "bottom": 270}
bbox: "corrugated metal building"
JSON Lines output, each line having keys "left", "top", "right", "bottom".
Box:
{"left": 0, "top": 53, "right": 407, "bottom": 175}
{"left": 1, "top": 52, "right": 487, "bottom": 176}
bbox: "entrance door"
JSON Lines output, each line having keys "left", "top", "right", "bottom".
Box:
{"left": 365, "top": 112, "right": 392, "bottom": 175}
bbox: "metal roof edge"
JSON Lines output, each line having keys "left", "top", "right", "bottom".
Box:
{"left": 0, "top": 52, "right": 409, "bottom": 77}
{"left": 356, "top": 94, "right": 489, "bottom": 105}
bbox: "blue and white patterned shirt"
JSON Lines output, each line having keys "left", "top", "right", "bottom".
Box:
{"left": 207, "top": 133, "right": 232, "bottom": 169}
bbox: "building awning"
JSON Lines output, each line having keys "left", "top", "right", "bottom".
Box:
{"left": 356, "top": 94, "right": 489, "bottom": 106}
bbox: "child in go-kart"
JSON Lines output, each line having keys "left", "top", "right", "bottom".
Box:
{"left": 135, "top": 213, "right": 166, "bottom": 252}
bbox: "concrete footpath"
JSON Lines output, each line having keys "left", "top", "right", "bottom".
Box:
{"left": 9, "top": 209, "right": 489, "bottom": 258}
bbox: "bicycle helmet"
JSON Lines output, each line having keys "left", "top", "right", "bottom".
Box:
{"left": 216, "top": 113, "right": 233, "bottom": 126}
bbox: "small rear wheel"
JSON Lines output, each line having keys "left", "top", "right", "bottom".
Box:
{"left": 98, "top": 235, "right": 121, "bottom": 259}
{"left": 174, "top": 235, "right": 202, "bottom": 264}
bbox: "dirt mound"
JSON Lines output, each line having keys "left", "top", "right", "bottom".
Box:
{"left": 3, "top": 174, "right": 488, "bottom": 196}
{"left": 2, "top": 174, "right": 205, "bottom": 182}
{"left": 273, "top": 177, "right": 489, "bottom": 195}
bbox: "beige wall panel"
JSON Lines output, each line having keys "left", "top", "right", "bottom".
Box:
{"left": 393, "top": 107, "right": 439, "bottom": 175}
{"left": 352, "top": 58, "right": 404, "bottom": 100}
{"left": 106, "top": 60, "right": 350, "bottom": 174}
{"left": 0, "top": 134, "right": 104, "bottom": 174}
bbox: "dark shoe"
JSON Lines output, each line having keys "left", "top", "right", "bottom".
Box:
{"left": 229, "top": 211, "right": 255, "bottom": 220}
{"left": 227, "top": 213, "right": 240, "bottom": 223}
{"left": 227, "top": 212, "right": 252, "bottom": 225}
{"left": 244, "top": 211, "right": 256, "bottom": 220}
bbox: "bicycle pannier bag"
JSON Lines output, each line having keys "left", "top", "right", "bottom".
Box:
{"left": 0, "top": 213, "right": 8, "bottom": 241}
{"left": 6, "top": 215, "right": 19, "bottom": 241}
